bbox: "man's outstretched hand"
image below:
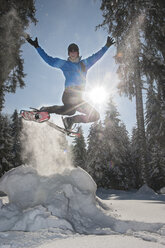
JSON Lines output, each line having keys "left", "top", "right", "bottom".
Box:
{"left": 26, "top": 36, "right": 39, "bottom": 48}
{"left": 106, "top": 36, "right": 115, "bottom": 47}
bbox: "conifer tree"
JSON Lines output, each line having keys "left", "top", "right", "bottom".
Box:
{"left": 131, "top": 127, "right": 142, "bottom": 188}
{"left": 72, "top": 127, "right": 87, "bottom": 169}
{"left": 103, "top": 99, "right": 132, "bottom": 189}
{"left": 86, "top": 121, "right": 106, "bottom": 187}
{"left": 142, "top": 0, "right": 165, "bottom": 103}
{"left": 98, "top": 0, "right": 165, "bottom": 185}
{"left": 147, "top": 144, "right": 165, "bottom": 191}
{"left": 0, "top": 0, "right": 37, "bottom": 111}
{"left": 0, "top": 114, "right": 13, "bottom": 176}
{"left": 11, "top": 109, "right": 22, "bottom": 167}
{"left": 145, "top": 84, "right": 165, "bottom": 190}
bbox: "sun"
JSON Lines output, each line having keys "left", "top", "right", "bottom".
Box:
{"left": 87, "top": 86, "right": 108, "bottom": 104}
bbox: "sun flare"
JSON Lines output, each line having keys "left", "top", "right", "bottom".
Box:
{"left": 88, "top": 86, "right": 108, "bottom": 104}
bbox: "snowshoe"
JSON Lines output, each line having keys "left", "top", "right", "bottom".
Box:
{"left": 20, "top": 109, "right": 50, "bottom": 123}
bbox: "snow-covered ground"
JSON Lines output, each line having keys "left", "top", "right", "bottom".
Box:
{"left": 0, "top": 122, "right": 165, "bottom": 248}
{"left": 0, "top": 166, "right": 165, "bottom": 248}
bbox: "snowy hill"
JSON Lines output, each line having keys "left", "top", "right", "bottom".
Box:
{"left": 0, "top": 122, "right": 165, "bottom": 248}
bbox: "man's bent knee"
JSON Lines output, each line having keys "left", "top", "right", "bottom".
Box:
{"left": 89, "top": 111, "right": 100, "bottom": 122}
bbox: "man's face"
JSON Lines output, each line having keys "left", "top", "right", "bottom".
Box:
{"left": 69, "top": 50, "right": 79, "bottom": 60}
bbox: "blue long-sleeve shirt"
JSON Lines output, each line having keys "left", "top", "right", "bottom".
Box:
{"left": 36, "top": 45, "right": 109, "bottom": 88}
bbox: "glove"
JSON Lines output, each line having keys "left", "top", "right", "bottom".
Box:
{"left": 26, "top": 36, "right": 39, "bottom": 48}
{"left": 106, "top": 36, "right": 115, "bottom": 47}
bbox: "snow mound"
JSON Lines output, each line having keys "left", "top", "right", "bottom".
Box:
{"left": 137, "top": 184, "right": 157, "bottom": 197}
{"left": 0, "top": 166, "right": 164, "bottom": 235}
{"left": 0, "top": 165, "right": 96, "bottom": 209}
{"left": 0, "top": 165, "right": 114, "bottom": 233}
{"left": 160, "top": 187, "right": 165, "bottom": 194}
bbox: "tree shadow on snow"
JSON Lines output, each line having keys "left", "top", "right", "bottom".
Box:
{"left": 96, "top": 188, "right": 165, "bottom": 202}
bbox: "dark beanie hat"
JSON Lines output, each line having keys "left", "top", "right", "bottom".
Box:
{"left": 68, "top": 43, "right": 79, "bottom": 54}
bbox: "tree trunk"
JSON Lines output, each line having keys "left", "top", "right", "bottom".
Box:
{"left": 133, "top": 25, "right": 148, "bottom": 185}
{"left": 135, "top": 65, "right": 147, "bottom": 184}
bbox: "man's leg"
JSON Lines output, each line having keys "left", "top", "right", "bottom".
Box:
{"left": 40, "top": 105, "right": 76, "bottom": 115}
{"left": 69, "top": 101, "right": 100, "bottom": 124}
{"left": 63, "top": 101, "right": 100, "bottom": 129}
{"left": 40, "top": 88, "right": 78, "bottom": 115}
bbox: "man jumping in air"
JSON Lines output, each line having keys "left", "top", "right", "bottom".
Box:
{"left": 26, "top": 36, "right": 115, "bottom": 130}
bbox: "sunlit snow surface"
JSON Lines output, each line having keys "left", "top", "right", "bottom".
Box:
{"left": 0, "top": 165, "right": 165, "bottom": 248}
{"left": 0, "top": 122, "right": 165, "bottom": 247}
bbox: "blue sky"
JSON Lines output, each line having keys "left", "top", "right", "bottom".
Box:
{"left": 4, "top": 0, "right": 136, "bottom": 137}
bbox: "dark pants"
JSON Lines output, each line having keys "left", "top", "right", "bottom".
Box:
{"left": 42, "top": 86, "right": 100, "bottom": 124}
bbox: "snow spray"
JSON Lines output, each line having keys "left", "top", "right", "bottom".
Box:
{"left": 116, "top": 12, "right": 146, "bottom": 66}
{"left": 21, "top": 121, "right": 73, "bottom": 175}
